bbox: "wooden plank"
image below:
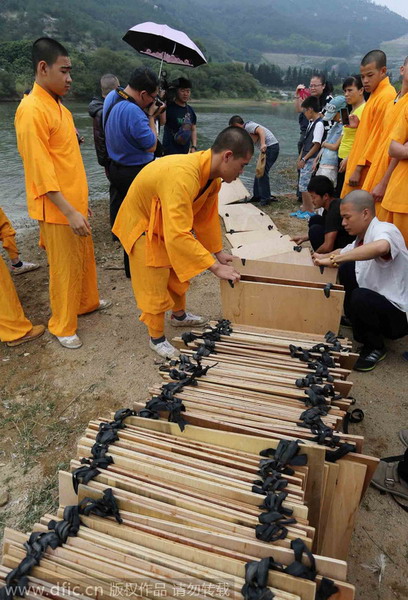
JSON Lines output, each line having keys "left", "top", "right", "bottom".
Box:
{"left": 320, "top": 460, "right": 366, "bottom": 560}
{"left": 220, "top": 279, "right": 343, "bottom": 335}
{"left": 231, "top": 236, "right": 296, "bottom": 259}
{"left": 218, "top": 179, "right": 251, "bottom": 207}
{"left": 125, "top": 417, "right": 325, "bottom": 532}
{"left": 223, "top": 213, "right": 276, "bottom": 234}
{"left": 231, "top": 257, "right": 338, "bottom": 284}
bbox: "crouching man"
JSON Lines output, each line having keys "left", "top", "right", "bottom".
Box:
{"left": 113, "top": 126, "right": 252, "bottom": 358}
{"left": 313, "top": 190, "right": 408, "bottom": 371}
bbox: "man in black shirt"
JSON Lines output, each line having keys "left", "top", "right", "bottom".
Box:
{"left": 162, "top": 77, "right": 197, "bottom": 155}
{"left": 292, "top": 175, "right": 355, "bottom": 252}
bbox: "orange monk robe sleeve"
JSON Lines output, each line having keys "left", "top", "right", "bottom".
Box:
{"left": 0, "top": 208, "right": 16, "bottom": 243}
{"left": 359, "top": 105, "right": 391, "bottom": 166}
{"left": 16, "top": 106, "right": 60, "bottom": 197}
{"left": 158, "top": 171, "right": 217, "bottom": 283}
{"left": 193, "top": 181, "right": 223, "bottom": 255}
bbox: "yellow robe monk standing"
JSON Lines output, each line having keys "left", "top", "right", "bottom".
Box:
{"left": 362, "top": 94, "right": 408, "bottom": 205}
{"left": 341, "top": 77, "right": 395, "bottom": 197}
{"left": 15, "top": 82, "right": 100, "bottom": 339}
{"left": 113, "top": 150, "right": 222, "bottom": 338}
{"left": 0, "top": 255, "right": 32, "bottom": 342}
{"left": 379, "top": 102, "right": 408, "bottom": 245}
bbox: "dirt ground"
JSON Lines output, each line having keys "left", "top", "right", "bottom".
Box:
{"left": 1, "top": 192, "right": 407, "bottom": 600}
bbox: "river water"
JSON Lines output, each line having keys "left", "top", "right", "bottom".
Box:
{"left": 0, "top": 101, "right": 299, "bottom": 228}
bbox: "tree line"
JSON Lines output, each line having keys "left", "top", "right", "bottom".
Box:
{"left": 0, "top": 41, "right": 263, "bottom": 101}
{"left": 245, "top": 62, "right": 358, "bottom": 89}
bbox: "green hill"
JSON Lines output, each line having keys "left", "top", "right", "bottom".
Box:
{"left": 0, "top": 0, "right": 407, "bottom": 62}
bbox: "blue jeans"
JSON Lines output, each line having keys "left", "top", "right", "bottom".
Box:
{"left": 253, "top": 143, "right": 279, "bottom": 201}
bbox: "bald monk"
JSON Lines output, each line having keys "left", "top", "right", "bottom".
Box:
{"left": 0, "top": 255, "right": 45, "bottom": 347}
{"left": 113, "top": 126, "right": 252, "bottom": 359}
{"left": 341, "top": 50, "right": 396, "bottom": 197}
{"left": 15, "top": 37, "right": 110, "bottom": 350}
{"left": 362, "top": 57, "right": 408, "bottom": 209}
{"left": 313, "top": 191, "right": 408, "bottom": 372}
{"left": 378, "top": 92, "right": 408, "bottom": 245}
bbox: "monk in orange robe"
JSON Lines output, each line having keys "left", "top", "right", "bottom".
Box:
{"left": 0, "top": 255, "right": 45, "bottom": 346}
{"left": 362, "top": 57, "right": 408, "bottom": 212}
{"left": 378, "top": 97, "right": 408, "bottom": 245}
{"left": 113, "top": 127, "right": 251, "bottom": 359}
{"left": 341, "top": 49, "right": 396, "bottom": 197}
{"left": 14, "top": 37, "right": 109, "bottom": 350}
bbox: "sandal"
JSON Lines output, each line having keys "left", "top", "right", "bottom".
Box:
{"left": 371, "top": 455, "right": 408, "bottom": 504}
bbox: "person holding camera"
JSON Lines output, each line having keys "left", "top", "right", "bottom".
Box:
{"left": 162, "top": 77, "right": 197, "bottom": 155}
{"left": 103, "top": 66, "right": 165, "bottom": 275}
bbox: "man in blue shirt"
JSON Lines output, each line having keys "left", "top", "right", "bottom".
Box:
{"left": 103, "top": 67, "right": 164, "bottom": 222}
{"left": 162, "top": 77, "right": 197, "bottom": 155}
{"left": 103, "top": 66, "right": 164, "bottom": 275}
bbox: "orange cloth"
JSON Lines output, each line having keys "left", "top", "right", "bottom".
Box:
{"left": 114, "top": 150, "right": 222, "bottom": 336}
{"left": 363, "top": 93, "right": 408, "bottom": 194}
{"left": 14, "top": 82, "right": 88, "bottom": 225}
{"left": 113, "top": 149, "right": 222, "bottom": 283}
{"left": 377, "top": 206, "right": 408, "bottom": 247}
{"left": 342, "top": 77, "right": 396, "bottom": 197}
{"left": 129, "top": 235, "right": 188, "bottom": 336}
{"left": 381, "top": 103, "right": 408, "bottom": 216}
{"left": 39, "top": 222, "right": 99, "bottom": 337}
{"left": 0, "top": 207, "right": 18, "bottom": 260}
{"left": 0, "top": 255, "right": 32, "bottom": 342}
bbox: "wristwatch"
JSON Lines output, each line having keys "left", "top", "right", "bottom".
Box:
{"left": 191, "top": 145, "right": 197, "bottom": 150}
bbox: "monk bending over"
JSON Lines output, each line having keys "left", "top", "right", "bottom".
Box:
{"left": 113, "top": 126, "right": 252, "bottom": 358}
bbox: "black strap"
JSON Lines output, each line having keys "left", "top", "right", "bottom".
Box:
{"left": 343, "top": 408, "right": 364, "bottom": 434}
{"left": 315, "top": 577, "right": 339, "bottom": 600}
{"left": 0, "top": 489, "right": 122, "bottom": 600}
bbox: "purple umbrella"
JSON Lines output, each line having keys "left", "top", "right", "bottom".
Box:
{"left": 123, "top": 21, "right": 207, "bottom": 76}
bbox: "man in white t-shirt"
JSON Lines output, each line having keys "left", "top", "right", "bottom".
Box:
{"left": 313, "top": 190, "right": 408, "bottom": 371}
{"left": 229, "top": 115, "right": 279, "bottom": 206}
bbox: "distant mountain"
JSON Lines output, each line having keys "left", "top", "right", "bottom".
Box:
{"left": 0, "top": 0, "right": 407, "bottom": 62}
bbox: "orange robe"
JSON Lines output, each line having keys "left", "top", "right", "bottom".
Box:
{"left": 113, "top": 150, "right": 222, "bottom": 336}
{"left": 0, "top": 255, "right": 32, "bottom": 342}
{"left": 0, "top": 207, "right": 18, "bottom": 260}
{"left": 362, "top": 93, "right": 408, "bottom": 201}
{"left": 14, "top": 82, "right": 99, "bottom": 337}
{"left": 379, "top": 102, "right": 408, "bottom": 246}
{"left": 341, "top": 77, "right": 396, "bottom": 197}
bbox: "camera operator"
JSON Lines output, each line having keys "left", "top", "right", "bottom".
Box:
{"left": 103, "top": 66, "right": 165, "bottom": 276}
{"left": 161, "top": 77, "right": 197, "bottom": 155}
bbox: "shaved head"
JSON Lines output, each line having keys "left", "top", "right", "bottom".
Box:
{"left": 361, "top": 50, "right": 386, "bottom": 69}
{"left": 100, "top": 73, "right": 119, "bottom": 97}
{"left": 341, "top": 190, "right": 375, "bottom": 214}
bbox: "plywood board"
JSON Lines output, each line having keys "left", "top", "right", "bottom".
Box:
{"left": 223, "top": 213, "right": 275, "bottom": 233}
{"left": 231, "top": 236, "right": 296, "bottom": 259}
{"left": 231, "top": 257, "right": 338, "bottom": 284}
{"left": 226, "top": 229, "right": 281, "bottom": 247}
{"left": 221, "top": 279, "right": 343, "bottom": 335}
{"left": 258, "top": 251, "right": 315, "bottom": 267}
{"left": 218, "top": 179, "right": 251, "bottom": 207}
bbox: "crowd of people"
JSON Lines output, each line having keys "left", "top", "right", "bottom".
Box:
{"left": 1, "top": 38, "right": 408, "bottom": 378}
{"left": 289, "top": 49, "right": 408, "bottom": 373}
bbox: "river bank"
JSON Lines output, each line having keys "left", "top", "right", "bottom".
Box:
{"left": 1, "top": 194, "right": 408, "bottom": 599}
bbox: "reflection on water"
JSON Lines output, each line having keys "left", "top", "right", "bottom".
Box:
{"left": 0, "top": 101, "right": 299, "bottom": 227}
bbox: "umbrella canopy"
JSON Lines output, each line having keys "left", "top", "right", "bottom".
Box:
{"left": 123, "top": 21, "right": 207, "bottom": 68}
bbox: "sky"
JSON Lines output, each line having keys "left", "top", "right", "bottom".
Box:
{"left": 375, "top": 0, "right": 408, "bottom": 20}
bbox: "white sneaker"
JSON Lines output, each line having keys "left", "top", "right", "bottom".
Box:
{"left": 56, "top": 334, "right": 83, "bottom": 349}
{"left": 11, "top": 261, "right": 40, "bottom": 275}
{"left": 170, "top": 312, "right": 209, "bottom": 327}
{"left": 97, "top": 299, "right": 112, "bottom": 310}
{"left": 149, "top": 338, "right": 179, "bottom": 359}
